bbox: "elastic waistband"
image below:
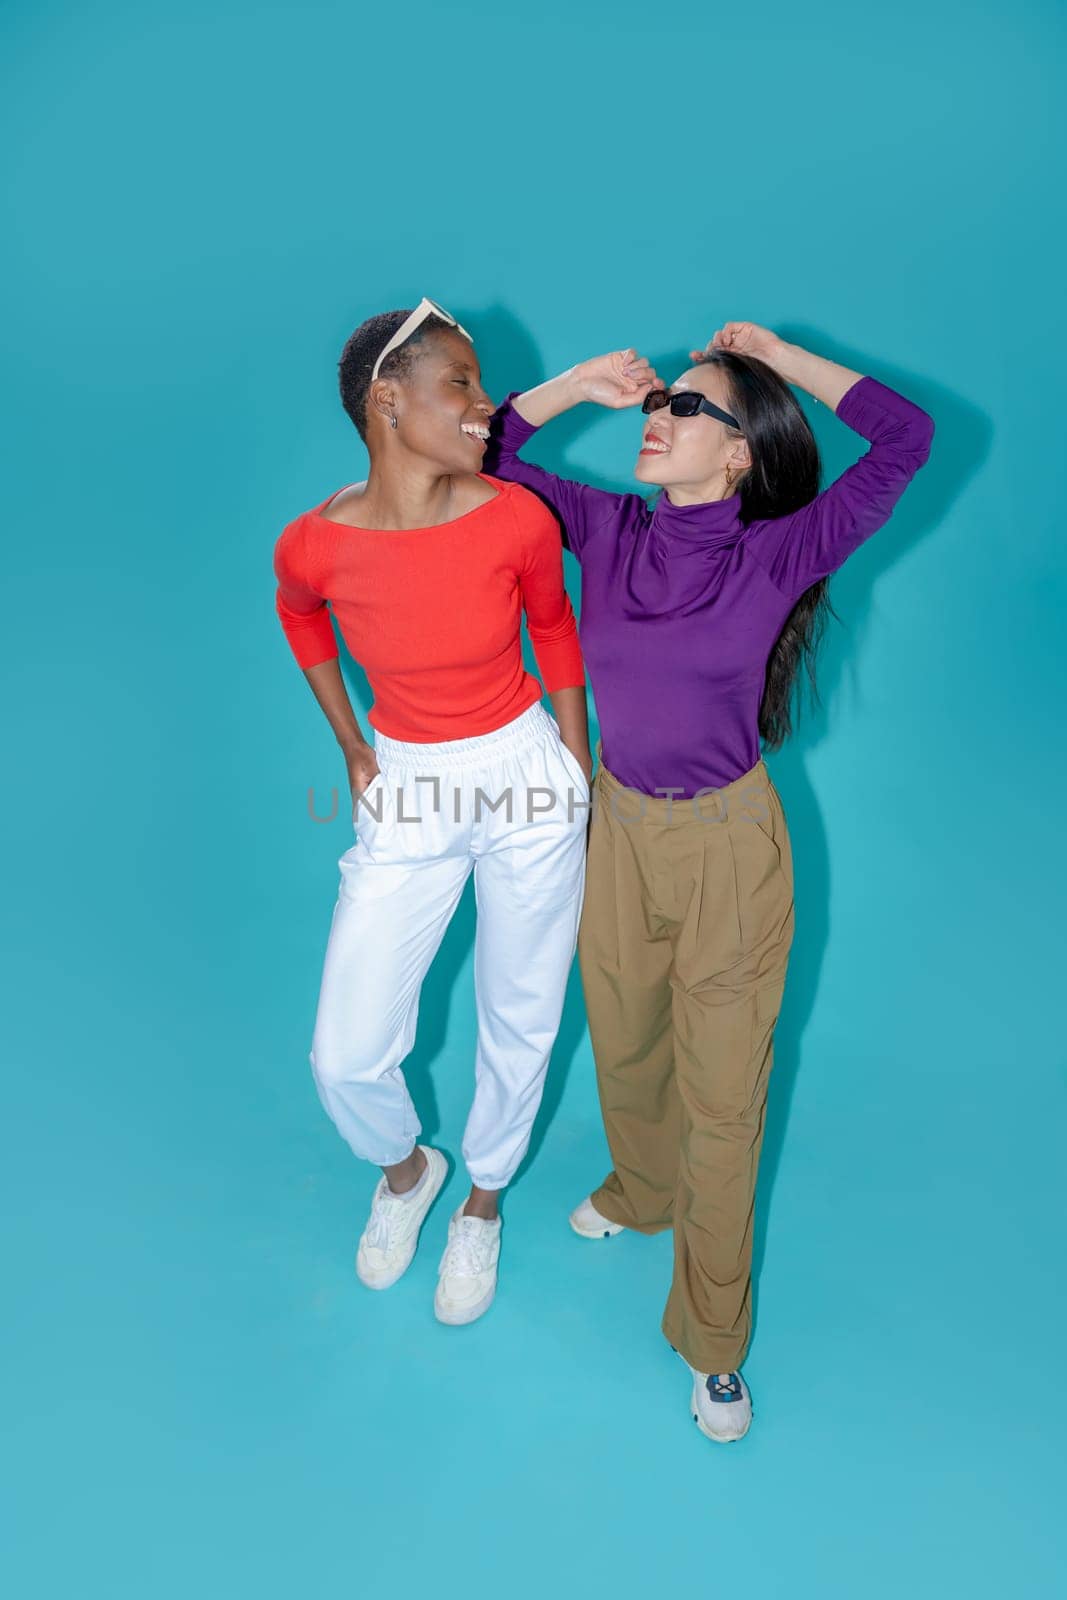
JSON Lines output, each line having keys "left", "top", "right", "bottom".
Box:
{"left": 373, "top": 701, "right": 555, "bottom": 771}
{"left": 595, "top": 740, "right": 774, "bottom": 823}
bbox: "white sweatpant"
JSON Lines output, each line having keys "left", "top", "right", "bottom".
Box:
{"left": 308, "top": 701, "right": 590, "bottom": 1190}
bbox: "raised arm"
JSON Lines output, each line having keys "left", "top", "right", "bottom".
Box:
{"left": 698, "top": 325, "right": 935, "bottom": 601}
{"left": 483, "top": 351, "right": 659, "bottom": 559}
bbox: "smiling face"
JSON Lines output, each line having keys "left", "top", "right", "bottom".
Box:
{"left": 634, "top": 362, "right": 751, "bottom": 500}
{"left": 368, "top": 326, "right": 495, "bottom": 474}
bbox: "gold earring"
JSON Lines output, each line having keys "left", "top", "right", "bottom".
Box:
{"left": 724, "top": 463, "right": 735, "bottom": 489}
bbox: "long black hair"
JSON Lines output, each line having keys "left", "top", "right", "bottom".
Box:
{"left": 694, "top": 349, "right": 839, "bottom": 749}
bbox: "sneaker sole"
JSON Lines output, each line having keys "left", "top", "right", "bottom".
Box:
{"left": 355, "top": 1148, "right": 448, "bottom": 1290}
{"left": 433, "top": 1280, "right": 496, "bottom": 1326}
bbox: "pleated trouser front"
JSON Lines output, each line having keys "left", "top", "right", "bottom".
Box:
{"left": 578, "top": 749, "right": 795, "bottom": 1373}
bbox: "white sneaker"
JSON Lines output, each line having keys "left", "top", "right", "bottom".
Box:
{"left": 434, "top": 1205, "right": 501, "bottom": 1326}
{"left": 569, "top": 1194, "right": 625, "bottom": 1239}
{"left": 687, "top": 1363, "right": 753, "bottom": 1443}
{"left": 355, "top": 1146, "right": 447, "bottom": 1290}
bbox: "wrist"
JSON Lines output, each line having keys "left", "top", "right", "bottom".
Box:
{"left": 763, "top": 337, "right": 797, "bottom": 379}
{"left": 339, "top": 731, "right": 371, "bottom": 759}
{"left": 513, "top": 366, "right": 586, "bottom": 427}
{"left": 558, "top": 363, "right": 591, "bottom": 406}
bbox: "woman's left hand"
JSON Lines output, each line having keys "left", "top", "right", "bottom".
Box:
{"left": 690, "top": 322, "right": 785, "bottom": 368}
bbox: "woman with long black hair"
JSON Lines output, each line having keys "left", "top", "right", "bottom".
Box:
{"left": 482, "top": 320, "right": 935, "bottom": 1439}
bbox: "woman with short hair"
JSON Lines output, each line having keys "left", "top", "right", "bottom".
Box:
{"left": 274, "top": 299, "right": 593, "bottom": 1326}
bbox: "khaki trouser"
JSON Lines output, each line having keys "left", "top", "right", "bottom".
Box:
{"left": 578, "top": 746, "right": 795, "bottom": 1374}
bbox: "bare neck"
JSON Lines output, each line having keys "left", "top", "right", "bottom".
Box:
{"left": 337, "top": 455, "right": 484, "bottom": 530}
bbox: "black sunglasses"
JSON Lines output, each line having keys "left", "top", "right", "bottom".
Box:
{"left": 642, "top": 388, "right": 741, "bottom": 430}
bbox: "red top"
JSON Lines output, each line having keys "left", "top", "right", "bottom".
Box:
{"left": 273, "top": 471, "right": 586, "bottom": 742}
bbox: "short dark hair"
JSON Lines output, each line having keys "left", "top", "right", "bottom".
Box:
{"left": 338, "top": 309, "right": 453, "bottom": 441}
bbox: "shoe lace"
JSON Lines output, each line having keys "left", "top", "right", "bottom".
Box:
{"left": 441, "top": 1218, "right": 495, "bottom": 1277}
{"left": 364, "top": 1186, "right": 409, "bottom": 1252}
{"left": 706, "top": 1372, "right": 743, "bottom": 1402}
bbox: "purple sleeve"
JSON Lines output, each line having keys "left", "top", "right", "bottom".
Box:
{"left": 482, "top": 391, "right": 632, "bottom": 560}
{"left": 744, "top": 376, "right": 935, "bottom": 602}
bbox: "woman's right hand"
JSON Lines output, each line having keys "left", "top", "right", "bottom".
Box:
{"left": 346, "top": 743, "right": 381, "bottom": 803}
{"left": 574, "top": 349, "right": 661, "bottom": 409}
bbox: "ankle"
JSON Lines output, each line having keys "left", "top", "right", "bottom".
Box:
{"left": 385, "top": 1146, "right": 427, "bottom": 1196}
{"left": 463, "top": 1186, "right": 500, "bottom": 1222}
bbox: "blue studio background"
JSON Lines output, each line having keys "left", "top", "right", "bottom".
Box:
{"left": 3, "top": 2, "right": 1064, "bottom": 1596}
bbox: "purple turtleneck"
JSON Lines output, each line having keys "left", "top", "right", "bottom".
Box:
{"left": 482, "top": 375, "right": 935, "bottom": 797}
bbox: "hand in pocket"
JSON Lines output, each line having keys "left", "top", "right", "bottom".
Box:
{"left": 347, "top": 746, "right": 381, "bottom": 804}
